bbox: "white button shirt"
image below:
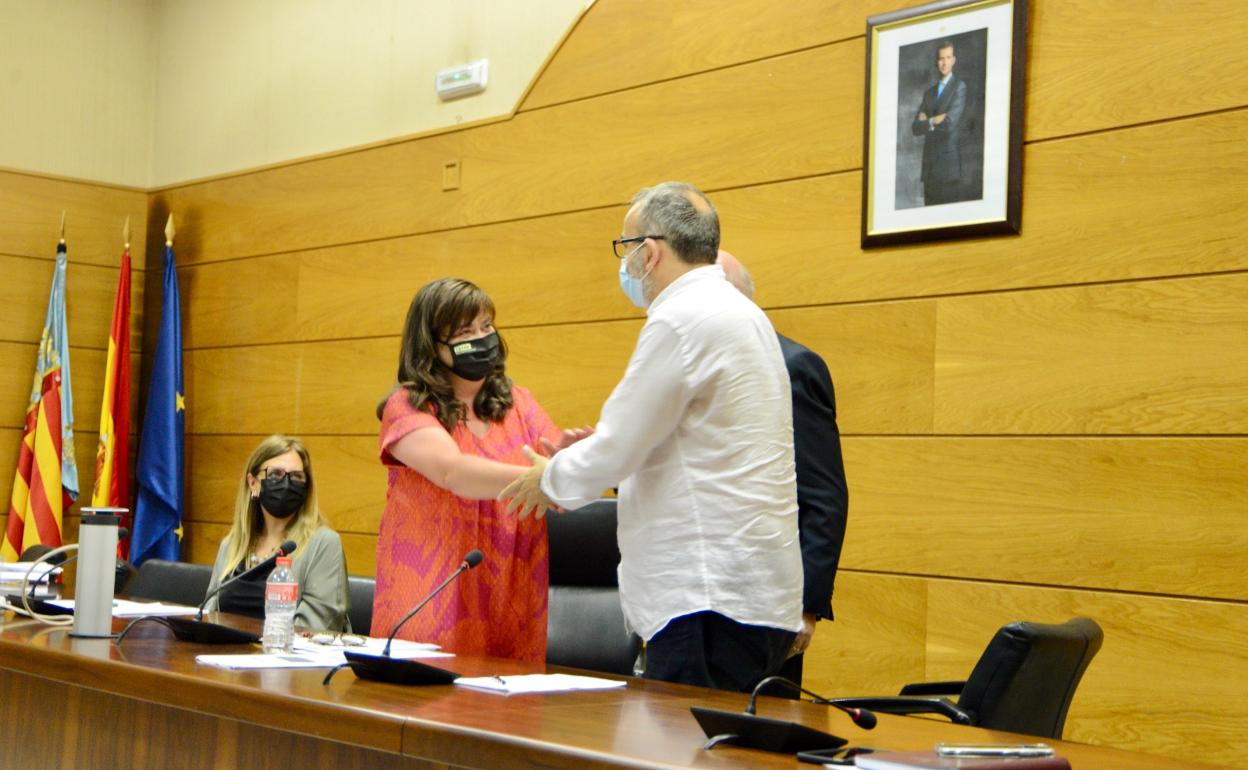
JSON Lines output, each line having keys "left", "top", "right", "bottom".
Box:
{"left": 540, "top": 264, "right": 803, "bottom": 641}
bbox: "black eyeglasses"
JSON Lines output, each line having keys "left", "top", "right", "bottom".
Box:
{"left": 260, "top": 467, "right": 307, "bottom": 484}
{"left": 612, "top": 235, "right": 665, "bottom": 259}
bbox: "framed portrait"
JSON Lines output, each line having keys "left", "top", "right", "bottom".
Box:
{"left": 861, "top": 0, "right": 1027, "bottom": 248}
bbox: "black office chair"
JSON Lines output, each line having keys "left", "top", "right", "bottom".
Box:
{"left": 830, "top": 617, "right": 1103, "bottom": 739}
{"left": 124, "top": 559, "right": 214, "bottom": 607}
{"left": 347, "top": 575, "right": 375, "bottom": 635}
{"left": 545, "top": 499, "right": 641, "bottom": 676}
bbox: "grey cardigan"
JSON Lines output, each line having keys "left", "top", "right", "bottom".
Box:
{"left": 203, "top": 526, "right": 352, "bottom": 632}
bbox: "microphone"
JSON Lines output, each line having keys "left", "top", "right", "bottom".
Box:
{"left": 115, "top": 541, "right": 298, "bottom": 646}
{"left": 323, "top": 549, "right": 483, "bottom": 686}
{"left": 747, "top": 676, "right": 878, "bottom": 729}
{"left": 196, "top": 540, "right": 297, "bottom": 621}
{"left": 691, "top": 675, "right": 875, "bottom": 754}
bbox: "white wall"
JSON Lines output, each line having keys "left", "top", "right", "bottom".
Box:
{"left": 0, "top": 0, "right": 156, "bottom": 188}
{"left": 0, "top": 0, "right": 588, "bottom": 188}
{"left": 148, "top": 0, "right": 588, "bottom": 186}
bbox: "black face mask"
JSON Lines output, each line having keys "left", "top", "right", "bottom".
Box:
{"left": 443, "top": 331, "right": 501, "bottom": 381}
{"left": 258, "top": 475, "right": 307, "bottom": 519}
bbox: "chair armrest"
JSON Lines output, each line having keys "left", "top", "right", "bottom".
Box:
{"left": 828, "top": 696, "right": 973, "bottom": 725}
{"left": 898, "top": 680, "right": 966, "bottom": 696}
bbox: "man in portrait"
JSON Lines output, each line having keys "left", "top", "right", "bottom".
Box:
{"left": 911, "top": 40, "right": 967, "bottom": 206}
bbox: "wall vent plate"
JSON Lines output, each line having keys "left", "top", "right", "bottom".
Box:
{"left": 436, "top": 59, "right": 488, "bottom": 101}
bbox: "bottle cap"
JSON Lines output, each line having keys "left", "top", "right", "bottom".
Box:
{"left": 276, "top": 556, "right": 292, "bottom": 567}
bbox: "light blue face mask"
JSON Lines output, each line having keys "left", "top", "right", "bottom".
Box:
{"left": 618, "top": 252, "right": 650, "bottom": 309}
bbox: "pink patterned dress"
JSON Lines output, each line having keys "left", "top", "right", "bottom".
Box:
{"left": 374, "top": 386, "right": 560, "bottom": 663}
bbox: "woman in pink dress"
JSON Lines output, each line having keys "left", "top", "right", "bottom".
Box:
{"left": 374, "top": 278, "right": 582, "bottom": 663}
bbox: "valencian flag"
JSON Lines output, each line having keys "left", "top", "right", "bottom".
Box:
{"left": 91, "top": 232, "right": 132, "bottom": 556}
{"left": 130, "top": 220, "right": 184, "bottom": 566}
{"left": 3, "top": 241, "right": 79, "bottom": 561}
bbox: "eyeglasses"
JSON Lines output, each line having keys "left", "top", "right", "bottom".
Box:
{"left": 303, "top": 631, "right": 366, "bottom": 647}
{"left": 612, "top": 234, "right": 665, "bottom": 259}
{"left": 260, "top": 467, "right": 307, "bottom": 484}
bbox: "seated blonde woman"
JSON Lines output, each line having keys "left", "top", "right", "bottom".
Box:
{"left": 203, "top": 435, "right": 351, "bottom": 631}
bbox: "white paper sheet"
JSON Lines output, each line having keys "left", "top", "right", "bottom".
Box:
{"left": 47, "top": 598, "right": 200, "bottom": 617}
{"left": 453, "top": 673, "right": 627, "bottom": 695}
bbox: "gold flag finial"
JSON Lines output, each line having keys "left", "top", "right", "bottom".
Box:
{"left": 59, "top": 211, "right": 66, "bottom": 244}
{"left": 123, "top": 216, "right": 131, "bottom": 249}
{"left": 164, "top": 213, "right": 175, "bottom": 246}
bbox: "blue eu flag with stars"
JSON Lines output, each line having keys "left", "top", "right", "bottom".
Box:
{"left": 130, "top": 242, "right": 185, "bottom": 566}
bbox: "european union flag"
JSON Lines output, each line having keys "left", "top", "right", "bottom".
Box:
{"left": 130, "top": 241, "right": 184, "bottom": 566}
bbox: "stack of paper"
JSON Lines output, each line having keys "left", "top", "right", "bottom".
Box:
{"left": 0, "top": 561, "right": 62, "bottom": 598}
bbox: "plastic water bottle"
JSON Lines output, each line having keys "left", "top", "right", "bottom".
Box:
{"left": 261, "top": 556, "right": 298, "bottom": 653}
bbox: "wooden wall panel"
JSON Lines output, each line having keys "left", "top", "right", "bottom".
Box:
{"left": 529, "top": 1, "right": 1248, "bottom": 144}
{"left": 1026, "top": 0, "right": 1248, "bottom": 140}
{"left": 522, "top": 0, "right": 899, "bottom": 110}
{"left": 1, "top": 254, "right": 145, "bottom": 351}
{"left": 924, "top": 581, "right": 1248, "bottom": 768}
{"left": 841, "top": 437, "right": 1248, "bottom": 599}
{"left": 801, "top": 571, "right": 928, "bottom": 696}
{"left": 176, "top": 109, "right": 1247, "bottom": 353}
{"left": 152, "top": 42, "right": 863, "bottom": 265}
{"left": 0, "top": 170, "right": 147, "bottom": 268}
{"left": 186, "top": 434, "right": 386, "bottom": 535}
{"left": 771, "top": 302, "right": 936, "bottom": 435}
{"left": 934, "top": 274, "right": 1248, "bottom": 434}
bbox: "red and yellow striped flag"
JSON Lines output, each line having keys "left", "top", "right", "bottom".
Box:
{"left": 92, "top": 240, "right": 132, "bottom": 556}
{"left": 4, "top": 242, "right": 79, "bottom": 561}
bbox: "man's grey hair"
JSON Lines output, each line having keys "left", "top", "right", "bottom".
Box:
{"left": 630, "top": 181, "right": 720, "bottom": 265}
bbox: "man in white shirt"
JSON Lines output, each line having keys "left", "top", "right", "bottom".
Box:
{"left": 501, "top": 182, "right": 802, "bottom": 692}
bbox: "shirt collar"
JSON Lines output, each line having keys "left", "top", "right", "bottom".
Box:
{"left": 648, "top": 264, "right": 724, "bottom": 315}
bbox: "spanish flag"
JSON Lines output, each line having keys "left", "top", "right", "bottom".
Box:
{"left": 3, "top": 241, "right": 80, "bottom": 561}
{"left": 91, "top": 238, "right": 132, "bottom": 556}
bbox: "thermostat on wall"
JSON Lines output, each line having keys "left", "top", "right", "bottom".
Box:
{"left": 436, "top": 59, "right": 488, "bottom": 101}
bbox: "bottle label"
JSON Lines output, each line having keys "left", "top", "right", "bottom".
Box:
{"left": 266, "top": 583, "right": 298, "bottom": 603}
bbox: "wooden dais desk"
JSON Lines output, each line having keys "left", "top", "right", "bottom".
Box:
{"left": 0, "top": 612, "right": 1219, "bottom": 770}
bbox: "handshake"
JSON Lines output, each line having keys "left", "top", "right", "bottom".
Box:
{"left": 497, "top": 426, "right": 593, "bottom": 519}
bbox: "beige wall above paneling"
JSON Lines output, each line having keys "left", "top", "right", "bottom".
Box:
{"left": 841, "top": 437, "right": 1248, "bottom": 599}
{"left": 934, "top": 273, "right": 1248, "bottom": 435}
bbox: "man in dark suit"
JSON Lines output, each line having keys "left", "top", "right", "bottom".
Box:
{"left": 717, "top": 251, "right": 849, "bottom": 685}
{"left": 911, "top": 40, "right": 967, "bottom": 206}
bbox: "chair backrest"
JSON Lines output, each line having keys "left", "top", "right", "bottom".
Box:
{"left": 347, "top": 575, "right": 375, "bottom": 635}
{"left": 957, "top": 617, "right": 1104, "bottom": 739}
{"left": 125, "top": 559, "right": 214, "bottom": 607}
{"left": 545, "top": 499, "right": 641, "bottom": 676}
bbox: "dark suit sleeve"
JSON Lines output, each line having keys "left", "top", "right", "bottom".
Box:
{"left": 784, "top": 341, "right": 849, "bottom": 620}
{"left": 912, "top": 89, "right": 934, "bottom": 136}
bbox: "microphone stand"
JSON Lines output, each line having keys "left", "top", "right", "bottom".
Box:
{"left": 116, "top": 542, "right": 297, "bottom": 646}
{"left": 323, "top": 550, "right": 482, "bottom": 686}
{"left": 691, "top": 675, "right": 877, "bottom": 754}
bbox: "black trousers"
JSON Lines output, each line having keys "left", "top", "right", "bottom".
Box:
{"left": 643, "top": 611, "right": 796, "bottom": 693}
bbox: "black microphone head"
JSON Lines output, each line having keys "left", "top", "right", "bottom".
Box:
{"left": 277, "top": 540, "right": 298, "bottom": 556}
{"left": 463, "top": 549, "right": 484, "bottom": 569}
{"left": 849, "top": 707, "right": 877, "bottom": 730}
